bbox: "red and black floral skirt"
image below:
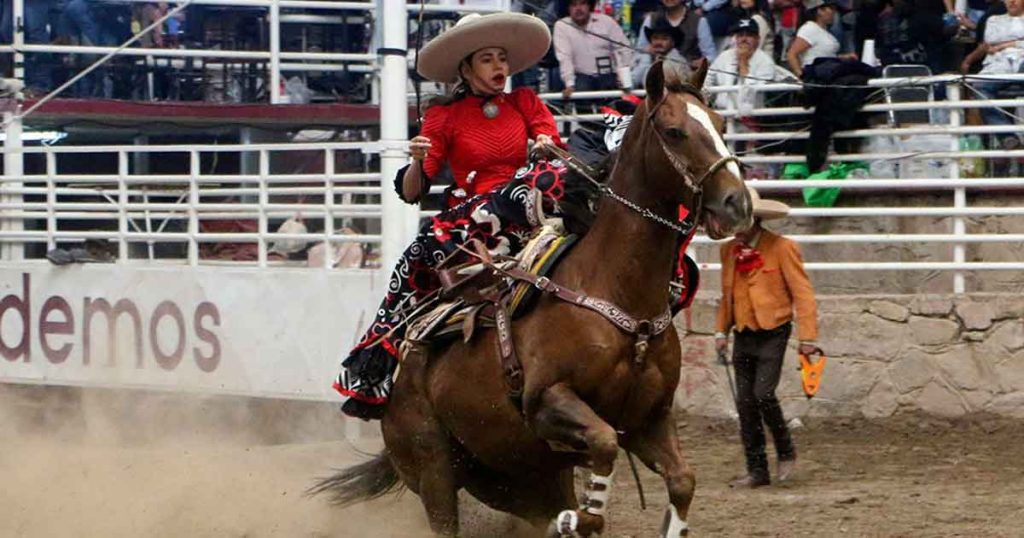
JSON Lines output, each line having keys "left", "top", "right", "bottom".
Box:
{"left": 334, "top": 160, "right": 569, "bottom": 404}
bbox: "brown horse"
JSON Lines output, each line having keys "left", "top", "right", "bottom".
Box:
{"left": 313, "top": 60, "right": 752, "bottom": 537}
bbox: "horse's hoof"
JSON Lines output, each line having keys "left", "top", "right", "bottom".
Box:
{"left": 548, "top": 510, "right": 579, "bottom": 537}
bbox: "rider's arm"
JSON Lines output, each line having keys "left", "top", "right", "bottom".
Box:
{"left": 396, "top": 105, "right": 450, "bottom": 203}
{"left": 511, "top": 88, "right": 564, "bottom": 148}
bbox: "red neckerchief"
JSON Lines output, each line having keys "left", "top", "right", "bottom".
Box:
{"left": 733, "top": 242, "right": 764, "bottom": 274}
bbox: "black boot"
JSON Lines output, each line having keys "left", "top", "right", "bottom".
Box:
{"left": 341, "top": 398, "right": 387, "bottom": 420}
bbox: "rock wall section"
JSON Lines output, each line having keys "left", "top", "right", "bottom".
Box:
{"left": 677, "top": 293, "right": 1024, "bottom": 419}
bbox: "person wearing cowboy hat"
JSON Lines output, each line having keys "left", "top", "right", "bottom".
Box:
{"left": 632, "top": 13, "right": 691, "bottom": 87}
{"left": 715, "top": 186, "right": 820, "bottom": 488}
{"left": 637, "top": 0, "right": 719, "bottom": 69}
{"left": 786, "top": 0, "right": 858, "bottom": 77}
{"left": 708, "top": 19, "right": 796, "bottom": 113}
{"left": 333, "top": 13, "right": 573, "bottom": 420}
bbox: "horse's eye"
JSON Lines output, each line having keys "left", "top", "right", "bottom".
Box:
{"left": 665, "top": 127, "right": 686, "bottom": 140}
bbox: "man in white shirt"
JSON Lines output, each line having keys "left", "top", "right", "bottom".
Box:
{"left": 709, "top": 19, "right": 796, "bottom": 114}
{"left": 554, "top": 0, "right": 635, "bottom": 99}
{"left": 974, "top": 0, "right": 1024, "bottom": 148}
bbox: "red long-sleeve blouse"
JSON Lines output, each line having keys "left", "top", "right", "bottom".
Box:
{"left": 420, "top": 87, "right": 563, "bottom": 204}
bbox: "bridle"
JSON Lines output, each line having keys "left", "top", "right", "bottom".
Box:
{"left": 546, "top": 82, "right": 742, "bottom": 237}
{"left": 644, "top": 82, "right": 743, "bottom": 200}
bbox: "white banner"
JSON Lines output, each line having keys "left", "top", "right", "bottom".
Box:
{"left": 0, "top": 265, "right": 382, "bottom": 401}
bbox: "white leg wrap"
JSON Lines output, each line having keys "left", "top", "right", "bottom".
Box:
{"left": 554, "top": 510, "right": 579, "bottom": 537}
{"left": 661, "top": 505, "right": 689, "bottom": 537}
{"left": 581, "top": 471, "right": 614, "bottom": 516}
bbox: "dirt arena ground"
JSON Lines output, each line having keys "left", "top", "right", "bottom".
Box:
{"left": 2, "top": 385, "right": 1023, "bottom": 538}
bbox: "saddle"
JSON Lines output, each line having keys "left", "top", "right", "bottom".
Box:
{"left": 404, "top": 224, "right": 578, "bottom": 398}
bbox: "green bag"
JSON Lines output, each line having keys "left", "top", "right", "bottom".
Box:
{"left": 801, "top": 162, "right": 869, "bottom": 208}
{"left": 782, "top": 163, "right": 810, "bottom": 180}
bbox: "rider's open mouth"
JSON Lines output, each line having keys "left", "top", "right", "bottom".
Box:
{"left": 492, "top": 74, "right": 506, "bottom": 86}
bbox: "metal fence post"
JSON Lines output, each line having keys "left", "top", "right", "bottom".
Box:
{"left": 948, "top": 81, "right": 965, "bottom": 294}
{"left": 2, "top": 110, "right": 24, "bottom": 260}
{"left": 270, "top": 0, "right": 282, "bottom": 104}
{"left": 377, "top": 0, "right": 418, "bottom": 280}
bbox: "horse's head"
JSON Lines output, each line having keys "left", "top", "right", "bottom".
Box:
{"left": 636, "top": 60, "right": 752, "bottom": 239}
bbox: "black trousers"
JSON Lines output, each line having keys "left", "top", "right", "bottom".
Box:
{"left": 732, "top": 323, "right": 796, "bottom": 477}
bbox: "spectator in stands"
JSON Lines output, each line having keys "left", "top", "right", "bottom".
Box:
{"left": 633, "top": 14, "right": 690, "bottom": 86}
{"left": 637, "top": 0, "right": 718, "bottom": 67}
{"left": 876, "top": 0, "right": 928, "bottom": 66}
{"left": 0, "top": 0, "right": 56, "bottom": 96}
{"left": 786, "top": 0, "right": 857, "bottom": 78}
{"left": 554, "top": 0, "right": 635, "bottom": 100}
{"left": 907, "top": 0, "right": 957, "bottom": 75}
{"left": 695, "top": 0, "right": 735, "bottom": 43}
{"left": 959, "top": 0, "right": 1008, "bottom": 73}
{"left": 729, "top": 0, "right": 776, "bottom": 58}
{"left": 971, "top": 0, "right": 1024, "bottom": 148}
{"left": 708, "top": 18, "right": 794, "bottom": 114}
{"left": 774, "top": 0, "right": 804, "bottom": 60}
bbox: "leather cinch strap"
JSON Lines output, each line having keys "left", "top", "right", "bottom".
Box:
{"left": 499, "top": 266, "right": 673, "bottom": 365}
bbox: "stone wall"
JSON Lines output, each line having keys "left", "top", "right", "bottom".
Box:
{"left": 675, "top": 293, "right": 1024, "bottom": 419}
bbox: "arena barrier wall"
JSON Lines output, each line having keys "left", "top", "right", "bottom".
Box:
{"left": 0, "top": 265, "right": 378, "bottom": 401}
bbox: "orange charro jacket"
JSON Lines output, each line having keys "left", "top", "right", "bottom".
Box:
{"left": 716, "top": 230, "right": 819, "bottom": 342}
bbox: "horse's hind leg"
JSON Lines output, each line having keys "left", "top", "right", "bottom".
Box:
{"left": 622, "top": 408, "right": 696, "bottom": 537}
{"left": 528, "top": 383, "right": 619, "bottom": 537}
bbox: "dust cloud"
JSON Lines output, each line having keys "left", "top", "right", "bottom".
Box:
{"left": 0, "top": 384, "right": 436, "bottom": 538}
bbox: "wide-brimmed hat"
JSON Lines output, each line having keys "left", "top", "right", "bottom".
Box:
{"left": 748, "top": 186, "right": 790, "bottom": 219}
{"left": 728, "top": 18, "right": 760, "bottom": 36}
{"left": 417, "top": 13, "right": 551, "bottom": 84}
{"left": 643, "top": 15, "right": 684, "bottom": 45}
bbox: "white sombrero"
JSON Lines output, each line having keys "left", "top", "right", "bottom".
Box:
{"left": 417, "top": 13, "right": 551, "bottom": 84}
{"left": 748, "top": 186, "right": 790, "bottom": 220}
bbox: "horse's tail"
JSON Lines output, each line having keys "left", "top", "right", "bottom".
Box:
{"left": 308, "top": 451, "right": 404, "bottom": 507}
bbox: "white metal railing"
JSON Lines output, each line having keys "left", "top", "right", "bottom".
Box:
{"left": 2, "top": 0, "right": 1024, "bottom": 292}
{"left": 0, "top": 141, "right": 385, "bottom": 268}
{"left": 536, "top": 74, "right": 1024, "bottom": 293}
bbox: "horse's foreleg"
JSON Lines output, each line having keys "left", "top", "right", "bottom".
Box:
{"left": 529, "top": 383, "right": 619, "bottom": 537}
{"left": 622, "top": 409, "right": 696, "bottom": 537}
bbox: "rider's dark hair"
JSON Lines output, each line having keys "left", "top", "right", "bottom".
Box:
{"left": 423, "top": 55, "right": 474, "bottom": 112}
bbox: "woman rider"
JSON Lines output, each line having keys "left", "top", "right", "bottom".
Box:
{"left": 335, "top": 13, "right": 568, "bottom": 420}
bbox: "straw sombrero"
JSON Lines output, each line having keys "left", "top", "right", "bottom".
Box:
{"left": 417, "top": 13, "right": 551, "bottom": 84}
{"left": 748, "top": 186, "right": 790, "bottom": 219}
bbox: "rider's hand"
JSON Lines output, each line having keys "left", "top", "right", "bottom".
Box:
{"left": 409, "top": 135, "right": 431, "bottom": 161}
{"left": 561, "top": 86, "right": 574, "bottom": 100}
{"left": 798, "top": 342, "right": 820, "bottom": 356}
{"left": 715, "top": 336, "right": 728, "bottom": 352}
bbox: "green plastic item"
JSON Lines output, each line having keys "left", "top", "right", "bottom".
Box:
{"left": 801, "top": 162, "right": 869, "bottom": 208}
{"left": 782, "top": 163, "right": 810, "bottom": 180}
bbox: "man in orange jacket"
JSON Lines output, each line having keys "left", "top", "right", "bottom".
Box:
{"left": 716, "top": 187, "right": 820, "bottom": 488}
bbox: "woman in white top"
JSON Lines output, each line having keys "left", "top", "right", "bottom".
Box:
{"left": 785, "top": 0, "right": 856, "bottom": 77}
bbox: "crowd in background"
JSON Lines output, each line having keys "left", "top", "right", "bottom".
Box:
{"left": 0, "top": 0, "right": 1021, "bottom": 154}
{"left": 513, "top": 0, "right": 1024, "bottom": 154}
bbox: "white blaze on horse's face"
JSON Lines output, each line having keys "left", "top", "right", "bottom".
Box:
{"left": 685, "top": 102, "right": 743, "bottom": 179}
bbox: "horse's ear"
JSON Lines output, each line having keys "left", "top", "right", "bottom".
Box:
{"left": 690, "top": 57, "right": 709, "bottom": 89}
{"left": 645, "top": 60, "right": 665, "bottom": 108}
